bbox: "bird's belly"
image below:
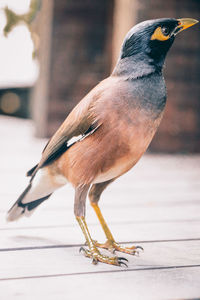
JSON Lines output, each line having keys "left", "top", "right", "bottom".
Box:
{"left": 93, "top": 157, "right": 134, "bottom": 184}
{"left": 93, "top": 114, "right": 163, "bottom": 183}
{"left": 93, "top": 135, "right": 150, "bottom": 184}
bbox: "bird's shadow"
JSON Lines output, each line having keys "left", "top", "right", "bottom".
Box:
{"left": 10, "top": 234, "right": 66, "bottom": 247}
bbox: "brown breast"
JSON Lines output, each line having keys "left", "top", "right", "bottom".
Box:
{"left": 54, "top": 102, "right": 164, "bottom": 186}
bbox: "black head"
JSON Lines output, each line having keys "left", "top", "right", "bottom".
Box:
{"left": 113, "top": 18, "right": 198, "bottom": 78}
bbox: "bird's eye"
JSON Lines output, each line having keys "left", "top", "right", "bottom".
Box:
{"left": 161, "top": 26, "right": 170, "bottom": 36}
{"left": 151, "top": 26, "right": 171, "bottom": 41}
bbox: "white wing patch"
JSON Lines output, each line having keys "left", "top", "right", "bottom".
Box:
{"left": 66, "top": 123, "right": 101, "bottom": 148}
{"left": 66, "top": 134, "right": 83, "bottom": 147}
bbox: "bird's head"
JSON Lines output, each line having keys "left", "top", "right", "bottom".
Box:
{"left": 113, "top": 18, "right": 198, "bottom": 78}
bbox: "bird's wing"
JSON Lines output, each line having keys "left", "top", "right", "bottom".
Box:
{"left": 28, "top": 88, "right": 102, "bottom": 176}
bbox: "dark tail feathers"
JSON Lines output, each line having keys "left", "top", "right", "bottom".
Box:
{"left": 26, "top": 164, "right": 38, "bottom": 177}
{"left": 7, "top": 183, "right": 51, "bottom": 222}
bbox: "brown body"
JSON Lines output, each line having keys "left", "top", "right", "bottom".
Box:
{"left": 47, "top": 76, "right": 163, "bottom": 187}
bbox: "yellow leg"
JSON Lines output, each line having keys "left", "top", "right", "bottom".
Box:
{"left": 76, "top": 216, "right": 128, "bottom": 266}
{"left": 91, "top": 202, "right": 115, "bottom": 241}
{"left": 91, "top": 202, "right": 143, "bottom": 255}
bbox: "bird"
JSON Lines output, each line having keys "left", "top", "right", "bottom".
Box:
{"left": 7, "top": 18, "right": 198, "bottom": 266}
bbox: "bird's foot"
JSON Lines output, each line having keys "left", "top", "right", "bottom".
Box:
{"left": 79, "top": 246, "right": 128, "bottom": 266}
{"left": 94, "top": 239, "right": 144, "bottom": 256}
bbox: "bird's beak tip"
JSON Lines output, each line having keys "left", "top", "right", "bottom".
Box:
{"left": 177, "top": 18, "right": 199, "bottom": 32}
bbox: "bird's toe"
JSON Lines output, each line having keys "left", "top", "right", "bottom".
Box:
{"left": 79, "top": 245, "right": 128, "bottom": 266}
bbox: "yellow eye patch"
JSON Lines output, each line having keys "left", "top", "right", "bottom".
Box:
{"left": 151, "top": 26, "right": 170, "bottom": 41}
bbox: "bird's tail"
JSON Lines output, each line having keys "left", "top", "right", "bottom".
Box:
{"left": 7, "top": 184, "right": 51, "bottom": 222}
{"left": 7, "top": 167, "right": 66, "bottom": 222}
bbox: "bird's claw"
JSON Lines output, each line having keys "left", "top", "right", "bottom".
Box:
{"left": 94, "top": 240, "right": 144, "bottom": 256}
{"left": 79, "top": 246, "right": 87, "bottom": 254}
{"left": 92, "top": 258, "right": 98, "bottom": 265}
{"left": 118, "top": 257, "right": 128, "bottom": 267}
{"left": 136, "top": 245, "right": 144, "bottom": 251}
{"left": 79, "top": 246, "right": 128, "bottom": 267}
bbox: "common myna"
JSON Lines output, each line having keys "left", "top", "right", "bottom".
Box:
{"left": 7, "top": 18, "right": 198, "bottom": 266}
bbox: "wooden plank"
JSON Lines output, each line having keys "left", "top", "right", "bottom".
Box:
{"left": 0, "top": 220, "right": 200, "bottom": 250}
{"left": 1, "top": 266, "right": 199, "bottom": 300}
{"left": 0, "top": 240, "right": 200, "bottom": 279}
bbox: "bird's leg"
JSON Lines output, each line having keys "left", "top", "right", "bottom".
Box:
{"left": 89, "top": 183, "right": 143, "bottom": 256}
{"left": 75, "top": 185, "right": 128, "bottom": 266}
{"left": 91, "top": 202, "right": 143, "bottom": 255}
{"left": 76, "top": 216, "right": 127, "bottom": 266}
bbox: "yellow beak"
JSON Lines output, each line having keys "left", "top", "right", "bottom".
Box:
{"left": 176, "top": 18, "right": 199, "bottom": 33}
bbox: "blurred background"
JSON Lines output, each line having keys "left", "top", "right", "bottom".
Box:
{"left": 0, "top": 0, "right": 199, "bottom": 153}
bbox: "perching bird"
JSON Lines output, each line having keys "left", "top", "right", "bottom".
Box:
{"left": 7, "top": 18, "right": 198, "bottom": 266}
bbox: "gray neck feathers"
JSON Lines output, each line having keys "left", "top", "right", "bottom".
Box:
{"left": 112, "top": 54, "right": 161, "bottom": 80}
